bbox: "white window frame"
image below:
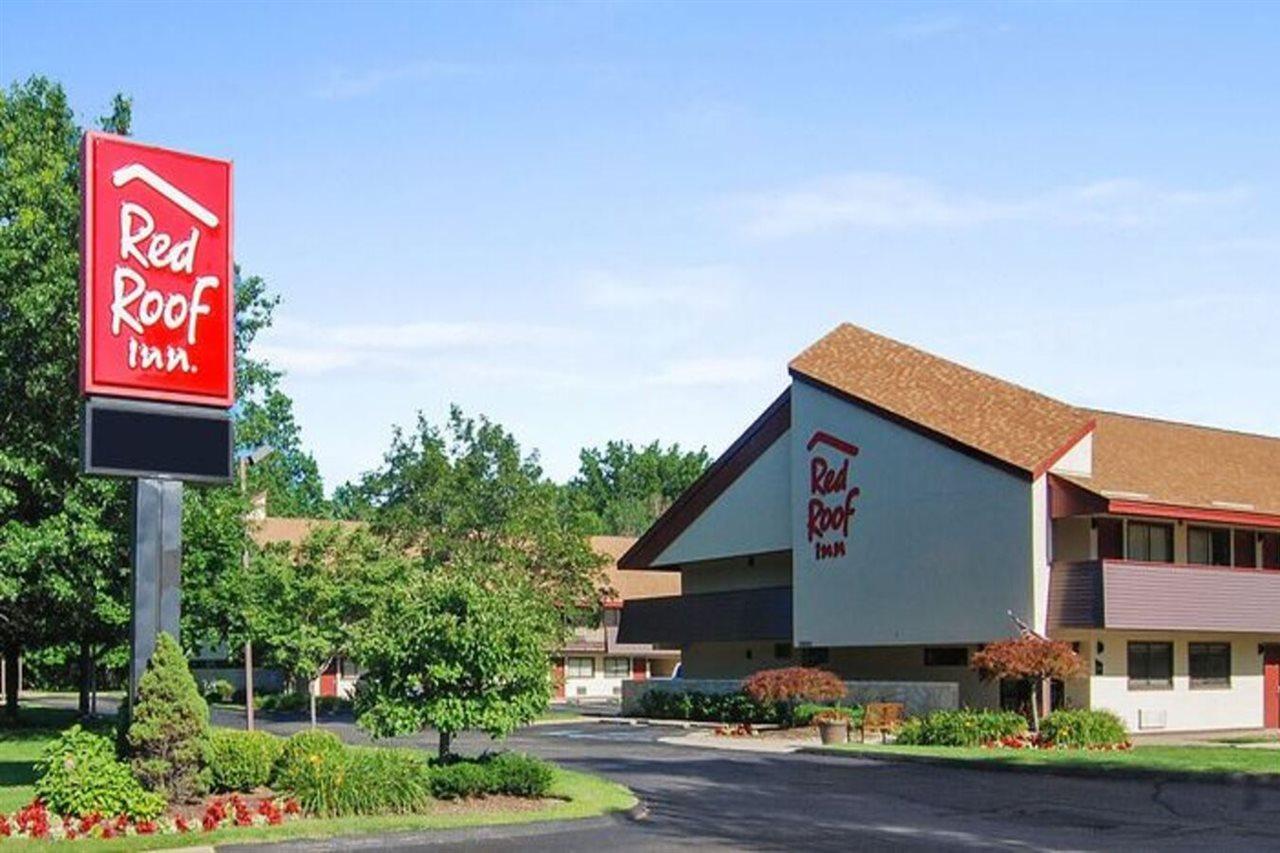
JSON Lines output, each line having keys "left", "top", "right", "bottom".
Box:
{"left": 603, "top": 657, "right": 631, "bottom": 679}
{"left": 566, "top": 657, "right": 595, "bottom": 679}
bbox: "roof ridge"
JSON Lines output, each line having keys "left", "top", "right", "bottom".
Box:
{"left": 1087, "top": 407, "right": 1280, "bottom": 443}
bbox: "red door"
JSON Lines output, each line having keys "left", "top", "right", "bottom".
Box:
{"left": 319, "top": 659, "right": 339, "bottom": 697}
{"left": 631, "top": 658, "right": 647, "bottom": 682}
{"left": 1265, "top": 647, "right": 1280, "bottom": 730}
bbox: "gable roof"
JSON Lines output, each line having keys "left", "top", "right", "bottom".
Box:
{"left": 1062, "top": 410, "right": 1280, "bottom": 523}
{"left": 789, "top": 323, "right": 1094, "bottom": 477}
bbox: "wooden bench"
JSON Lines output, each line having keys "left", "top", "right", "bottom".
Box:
{"left": 861, "top": 702, "right": 905, "bottom": 743}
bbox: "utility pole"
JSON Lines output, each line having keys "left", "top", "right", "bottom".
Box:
{"left": 239, "top": 445, "right": 273, "bottom": 731}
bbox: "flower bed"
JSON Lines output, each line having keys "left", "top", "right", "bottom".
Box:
{"left": 0, "top": 794, "right": 303, "bottom": 841}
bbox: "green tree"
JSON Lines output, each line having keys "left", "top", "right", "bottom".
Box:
{"left": 341, "top": 407, "right": 607, "bottom": 625}
{"left": 353, "top": 566, "right": 559, "bottom": 758}
{"left": 566, "top": 440, "right": 710, "bottom": 535}
{"left": 237, "top": 525, "right": 395, "bottom": 727}
{"left": 0, "top": 77, "right": 134, "bottom": 717}
{"left": 0, "top": 76, "right": 323, "bottom": 714}
{"left": 126, "top": 632, "right": 211, "bottom": 802}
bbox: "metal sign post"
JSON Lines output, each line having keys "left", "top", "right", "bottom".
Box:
{"left": 128, "top": 479, "right": 184, "bottom": 699}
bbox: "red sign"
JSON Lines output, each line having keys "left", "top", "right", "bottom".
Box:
{"left": 806, "top": 431, "right": 860, "bottom": 562}
{"left": 81, "top": 133, "right": 234, "bottom": 407}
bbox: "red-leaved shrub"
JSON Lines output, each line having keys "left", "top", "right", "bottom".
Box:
{"left": 743, "top": 667, "right": 845, "bottom": 706}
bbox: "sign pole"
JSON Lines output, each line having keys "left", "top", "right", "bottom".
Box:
{"left": 128, "top": 478, "right": 183, "bottom": 701}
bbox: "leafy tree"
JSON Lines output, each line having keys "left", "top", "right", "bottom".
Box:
{"left": 126, "top": 632, "right": 211, "bottom": 803}
{"left": 0, "top": 76, "right": 323, "bottom": 714}
{"left": 971, "top": 636, "right": 1084, "bottom": 733}
{"left": 353, "top": 566, "right": 559, "bottom": 758}
{"left": 566, "top": 440, "right": 710, "bottom": 535}
{"left": 340, "top": 407, "right": 607, "bottom": 626}
{"left": 0, "top": 77, "right": 134, "bottom": 717}
{"left": 237, "top": 525, "right": 395, "bottom": 727}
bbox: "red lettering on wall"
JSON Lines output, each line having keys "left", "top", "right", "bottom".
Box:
{"left": 806, "top": 431, "right": 861, "bottom": 563}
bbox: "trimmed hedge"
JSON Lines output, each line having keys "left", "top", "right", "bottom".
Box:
{"left": 895, "top": 709, "right": 1028, "bottom": 747}
{"left": 207, "top": 729, "right": 285, "bottom": 792}
{"left": 635, "top": 689, "right": 779, "bottom": 724}
{"left": 270, "top": 730, "right": 554, "bottom": 814}
{"left": 1041, "top": 709, "right": 1129, "bottom": 748}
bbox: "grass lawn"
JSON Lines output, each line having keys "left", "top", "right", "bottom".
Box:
{"left": 822, "top": 742, "right": 1280, "bottom": 776}
{"left": 0, "top": 709, "right": 636, "bottom": 849}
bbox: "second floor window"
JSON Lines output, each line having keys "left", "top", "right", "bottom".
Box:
{"left": 1188, "top": 527, "right": 1232, "bottom": 566}
{"left": 1126, "top": 521, "right": 1173, "bottom": 563}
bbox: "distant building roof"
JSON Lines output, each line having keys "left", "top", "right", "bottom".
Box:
{"left": 592, "top": 536, "right": 681, "bottom": 600}
{"left": 250, "top": 516, "right": 363, "bottom": 547}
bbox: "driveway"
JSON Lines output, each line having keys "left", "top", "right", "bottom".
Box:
{"left": 35, "top": 698, "right": 1280, "bottom": 851}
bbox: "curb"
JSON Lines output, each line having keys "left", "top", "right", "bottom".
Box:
{"left": 593, "top": 717, "right": 782, "bottom": 731}
{"left": 798, "top": 747, "right": 1280, "bottom": 789}
{"left": 623, "top": 799, "right": 650, "bottom": 822}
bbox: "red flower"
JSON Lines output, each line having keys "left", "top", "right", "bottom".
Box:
{"left": 136, "top": 819, "right": 157, "bottom": 834}
{"left": 284, "top": 798, "right": 301, "bottom": 815}
{"left": 175, "top": 815, "right": 191, "bottom": 833}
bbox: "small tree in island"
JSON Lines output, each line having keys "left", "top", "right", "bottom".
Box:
{"left": 352, "top": 566, "right": 559, "bottom": 758}
{"left": 971, "top": 636, "right": 1084, "bottom": 733}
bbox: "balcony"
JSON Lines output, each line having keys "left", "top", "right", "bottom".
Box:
{"left": 1049, "top": 560, "right": 1280, "bottom": 634}
{"left": 618, "top": 586, "right": 792, "bottom": 646}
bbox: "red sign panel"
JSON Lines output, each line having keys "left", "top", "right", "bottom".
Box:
{"left": 806, "top": 431, "right": 860, "bottom": 562}
{"left": 81, "top": 133, "right": 234, "bottom": 407}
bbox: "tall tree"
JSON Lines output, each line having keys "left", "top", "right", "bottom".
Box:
{"left": 566, "top": 440, "right": 711, "bottom": 536}
{"left": 0, "top": 78, "right": 134, "bottom": 716}
{"left": 342, "top": 407, "right": 607, "bottom": 626}
{"left": 0, "top": 76, "right": 322, "bottom": 713}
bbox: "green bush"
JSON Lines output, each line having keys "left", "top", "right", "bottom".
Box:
{"left": 256, "top": 692, "right": 308, "bottom": 713}
{"left": 207, "top": 729, "right": 284, "bottom": 792}
{"left": 636, "top": 689, "right": 779, "bottom": 724}
{"left": 335, "top": 747, "right": 431, "bottom": 815}
{"left": 484, "top": 752, "right": 554, "bottom": 797}
{"left": 427, "top": 759, "right": 492, "bottom": 800}
{"left": 34, "top": 726, "right": 166, "bottom": 820}
{"left": 1041, "top": 709, "right": 1129, "bottom": 748}
{"left": 126, "top": 633, "right": 211, "bottom": 802}
{"left": 202, "top": 678, "right": 235, "bottom": 704}
{"left": 273, "top": 732, "right": 431, "bottom": 816}
{"left": 894, "top": 709, "right": 1028, "bottom": 747}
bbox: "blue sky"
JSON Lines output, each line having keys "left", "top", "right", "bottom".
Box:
{"left": 5, "top": 1, "right": 1278, "bottom": 490}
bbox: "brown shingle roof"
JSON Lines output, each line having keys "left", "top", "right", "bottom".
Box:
{"left": 1069, "top": 410, "right": 1280, "bottom": 519}
{"left": 592, "top": 536, "right": 680, "bottom": 599}
{"left": 789, "top": 323, "right": 1093, "bottom": 476}
{"left": 250, "top": 517, "right": 363, "bottom": 547}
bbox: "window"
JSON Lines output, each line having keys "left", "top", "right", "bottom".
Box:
{"left": 1126, "top": 521, "right": 1173, "bottom": 563}
{"left": 603, "top": 657, "right": 630, "bottom": 679}
{"left": 799, "top": 646, "right": 829, "bottom": 666}
{"left": 566, "top": 657, "right": 594, "bottom": 679}
{"left": 1127, "top": 642, "right": 1173, "bottom": 690}
{"left": 1188, "top": 526, "right": 1231, "bottom": 566}
{"left": 924, "top": 647, "right": 968, "bottom": 667}
{"left": 1189, "top": 643, "right": 1231, "bottom": 689}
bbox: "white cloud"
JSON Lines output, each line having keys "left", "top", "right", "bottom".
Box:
{"left": 739, "top": 173, "right": 1250, "bottom": 238}
{"left": 578, "top": 265, "right": 742, "bottom": 312}
{"left": 254, "top": 318, "right": 578, "bottom": 376}
{"left": 646, "top": 356, "right": 776, "bottom": 388}
{"left": 312, "top": 60, "right": 478, "bottom": 100}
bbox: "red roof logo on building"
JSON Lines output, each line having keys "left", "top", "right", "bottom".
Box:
{"left": 806, "top": 431, "right": 860, "bottom": 562}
